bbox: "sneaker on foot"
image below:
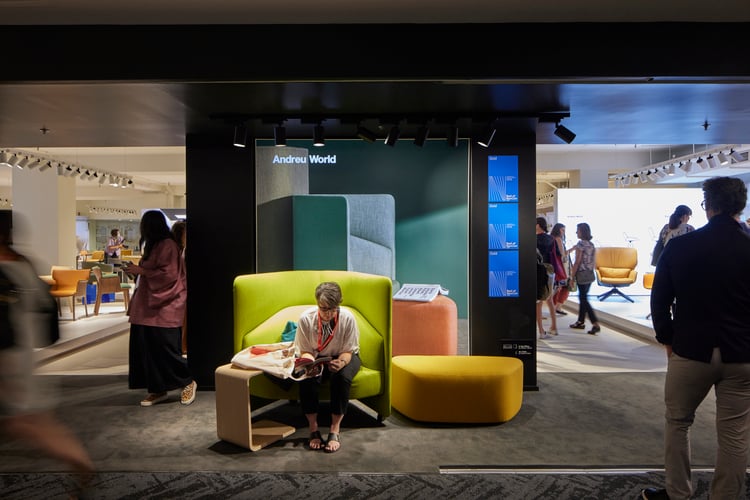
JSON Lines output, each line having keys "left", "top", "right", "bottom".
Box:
{"left": 140, "top": 392, "right": 168, "bottom": 407}
{"left": 640, "top": 487, "right": 669, "bottom": 499}
{"left": 181, "top": 381, "right": 197, "bottom": 405}
{"left": 539, "top": 332, "right": 550, "bottom": 339}
{"left": 548, "top": 329, "right": 558, "bottom": 336}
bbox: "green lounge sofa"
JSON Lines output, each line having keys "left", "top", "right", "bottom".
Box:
{"left": 232, "top": 269, "right": 392, "bottom": 420}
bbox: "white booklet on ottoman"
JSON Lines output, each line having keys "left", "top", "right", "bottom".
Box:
{"left": 393, "top": 284, "right": 449, "bottom": 302}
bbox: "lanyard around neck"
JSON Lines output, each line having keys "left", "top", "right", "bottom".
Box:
{"left": 317, "top": 310, "right": 338, "bottom": 351}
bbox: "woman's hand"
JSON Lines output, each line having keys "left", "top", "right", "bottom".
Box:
{"left": 121, "top": 262, "right": 143, "bottom": 275}
{"left": 328, "top": 357, "right": 347, "bottom": 373}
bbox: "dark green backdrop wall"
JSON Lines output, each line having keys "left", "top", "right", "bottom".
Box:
{"left": 257, "top": 138, "right": 470, "bottom": 318}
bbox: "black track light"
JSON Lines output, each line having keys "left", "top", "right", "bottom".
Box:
{"left": 233, "top": 124, "right": 247, "bottom": 148}
{"left": 274, "top": 124, "right": 287, "bottom": 147}
{"left": 446, "top": 125, "right": 459, "bottom": 148}
{"left": 414, "top": 125, "right": 430, "bottom": 147}
{"left": 477, "top": 124, "right": 496, "bottom": 148}
{"left": 384, "top": 125, "right": 401, "bottom": 147}
{"left": 313, "top": 124, "right": 325, "bottom": 147}
{"left": 553, "top": 123, "right": 576, "bottom": 144}
{"left": 357, "top": 125, "right": 377, "bottom": 143}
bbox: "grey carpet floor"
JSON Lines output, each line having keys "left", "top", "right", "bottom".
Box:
{"left": 2, "top": 371, "right": 744, "bottom": 499}
{"left": 0, "top": 372, "right": 719, "bottom": 473}
{"left": 0, "top": 470, "right": 728, "bottom": 500}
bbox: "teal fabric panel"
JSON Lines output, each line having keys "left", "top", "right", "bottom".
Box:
{"left": 396, "top": 205, "right": 468, "bottom": 318}
{"left": 293, "top": 196, "right": 349, "bottom": 270}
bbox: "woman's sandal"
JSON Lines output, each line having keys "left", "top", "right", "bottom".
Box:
{"left": 308, "top": 430, "right": 325, "bottom": 450}
{"left": 325, "top": 432, "right": 340, "bottom": 453}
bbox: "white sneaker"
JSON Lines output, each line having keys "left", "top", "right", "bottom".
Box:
{"left": 539, "top": 332, "right": 550, "bottom": 339}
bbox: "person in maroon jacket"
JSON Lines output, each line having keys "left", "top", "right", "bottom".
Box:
{"left": 643, "top": 177, "right": 750, "bottom": 500}
{"left": 123, "top": 210, "right": 195, "bottom": 407}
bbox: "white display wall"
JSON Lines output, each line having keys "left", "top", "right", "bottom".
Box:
{"left": 555, "top": 187, "right": 705, "bottom": 296}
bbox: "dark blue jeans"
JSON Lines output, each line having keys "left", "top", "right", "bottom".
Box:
{"left": 577, "top": 282, "right": 598, "bottom": 324}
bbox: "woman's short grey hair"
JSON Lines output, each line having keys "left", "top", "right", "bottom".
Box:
{"left": 315, "top": 281, "right": 342, "bottom": 307}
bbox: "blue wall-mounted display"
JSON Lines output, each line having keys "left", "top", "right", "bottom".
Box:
{"left": 487, "top": 155, "right": 519, "bottom": 298}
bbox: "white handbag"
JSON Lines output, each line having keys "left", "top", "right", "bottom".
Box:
{"left": 230, "top": 341, "right": 325, "bottom": 381}
{"left": 231, "top": 341, "right": 296, "bottom": 379}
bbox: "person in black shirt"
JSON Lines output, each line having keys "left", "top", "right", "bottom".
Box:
{"left": 535, "top": 217, "right": 558, "bottom": 339}
{"left": 642, "top": 177, "right": 750, "bottom": 500}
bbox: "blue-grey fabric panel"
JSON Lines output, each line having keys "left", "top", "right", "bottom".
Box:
{"left": 349, "top": 235, "right": 393, "bottom": 278}
{"left": 343, "top": 194, "right": 395, "bottom": 278}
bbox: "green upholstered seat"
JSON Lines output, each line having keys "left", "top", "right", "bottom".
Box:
{"left": 232, "top": 270, "right": 392, "bottom": 420}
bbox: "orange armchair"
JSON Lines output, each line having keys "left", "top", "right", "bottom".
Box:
{"left": 49, "top": 268, "right": 91, "bottom": 320}
{"left": 594, "top": 247, "right": 638, "bottom": 302}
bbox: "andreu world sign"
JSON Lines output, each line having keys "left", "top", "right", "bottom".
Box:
{"left": 272, "top": 154, "right": 337, "bottom": 165}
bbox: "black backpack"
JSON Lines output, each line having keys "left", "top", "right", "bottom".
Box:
{"left": 536, "top": 249, "right": 555, "bottom": 302}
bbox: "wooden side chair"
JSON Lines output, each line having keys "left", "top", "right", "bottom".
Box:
{"left": 90, "top": 266, "right": 132, "bottom": 315}
{"left": 48, "top": 268, "right": 91, "bottom": 320}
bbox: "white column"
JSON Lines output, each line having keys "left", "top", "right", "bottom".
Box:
{"left": 12, "top": 166, "right": 77, "bottom": 273}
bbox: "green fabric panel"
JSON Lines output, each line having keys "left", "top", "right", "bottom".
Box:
{"left": 292, "top": 196, "right": 349, "bottom": 271}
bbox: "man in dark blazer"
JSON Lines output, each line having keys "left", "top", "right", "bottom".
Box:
{"left": 642, "top": 177, "right": 750, "bottom": 500}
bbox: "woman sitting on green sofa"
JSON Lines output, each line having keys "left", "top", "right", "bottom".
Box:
{"left": 295, "top": 281, "right": 360, "bottom": 453}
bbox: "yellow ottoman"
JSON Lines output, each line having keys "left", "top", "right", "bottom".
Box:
{"left": 392, "top": 355, "right": 524, "bottom": 424}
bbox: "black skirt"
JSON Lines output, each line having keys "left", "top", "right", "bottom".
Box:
{"left": 128, "top": 324, "right": 192, "bottom": 393}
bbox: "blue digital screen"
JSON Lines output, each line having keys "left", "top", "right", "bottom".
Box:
{"left": 488, "top": 156, "right": 518, "bottom": 202}
{"left": 488, "top": 203, "right": 519, "bottom": 249}
{"left": 489, "top": 250, "right": 519, "bottom": 297}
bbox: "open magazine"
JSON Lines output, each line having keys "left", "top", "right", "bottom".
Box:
{"left": 393, "top": 283, "right": 450, "bottom": 302}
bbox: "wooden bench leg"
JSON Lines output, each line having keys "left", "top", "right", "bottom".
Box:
{"left": 214, "top": 363, "right": 295, "bottom": 451}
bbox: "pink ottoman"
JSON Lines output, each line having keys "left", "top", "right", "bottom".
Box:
{"left": 392, "top": 295, "right": 458, "bottom": 356}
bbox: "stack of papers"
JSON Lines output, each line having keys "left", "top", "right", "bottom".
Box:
{"left": 393, "top": 284, "right": 449, "bottom": 302}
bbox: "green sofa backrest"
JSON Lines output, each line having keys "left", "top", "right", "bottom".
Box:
{"left": 233, "top": 270, "right": 392, "bottom": 361}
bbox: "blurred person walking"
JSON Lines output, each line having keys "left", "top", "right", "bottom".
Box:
{"left": 0, "top": 210, "right": 94, "bottom": 494}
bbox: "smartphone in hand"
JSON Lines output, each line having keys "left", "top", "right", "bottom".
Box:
{"left": 122, "top": 261, "right": 136, "bottom": 281}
